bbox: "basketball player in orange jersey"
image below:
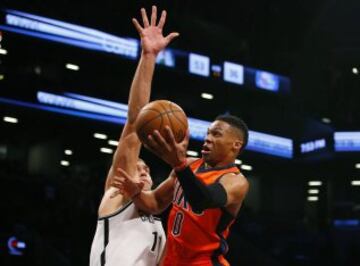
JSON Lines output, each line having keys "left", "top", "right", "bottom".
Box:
{"left": 89, "top": 6, "right": 179, "bottom": 266}
{"left": 113, "top": 114, "right": 250, "bottom": 265}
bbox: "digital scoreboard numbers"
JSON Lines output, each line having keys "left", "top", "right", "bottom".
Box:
{"left": 300, "top": 139, "right": 326, "bottom": 154}
{"left": 223, "top": 61, "right": 244, "bottom": 85}
{"left": 188, "top": 53, "right": 210, "bottom": 77}
{"left": 0, "top": 9, "right": 291, "bottom": 94}
{"left": 295, "top": 134, "right": 334, "bottom": 161}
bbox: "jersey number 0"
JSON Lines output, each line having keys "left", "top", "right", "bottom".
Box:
{"left": 172, "top": 211, "right": 184, "bottom": 236}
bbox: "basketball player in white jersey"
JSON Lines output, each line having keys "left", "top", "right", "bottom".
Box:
{"left": 89, "top": 6, "right": 179, "bottom": 266}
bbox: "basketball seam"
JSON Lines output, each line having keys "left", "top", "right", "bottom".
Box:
{"left": 169, "top": 104, "right": 187, "bottom": 129}
{"left": 138, "top": 110, "right": 183, "bottom": 137}
{"left": 139, "top": 110, "right": 184, "bottom": 132}
{"left": 137, "top": 109, "right": 163, "bottom": 134}
{"left": 160, "top": 102, "right": 176, "bottom": 138}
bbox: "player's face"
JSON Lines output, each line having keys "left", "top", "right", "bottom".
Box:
{"left": 136, "top": 160, "right": 153, "bottom": 191}
{"left": 201, "top": 121, "right": 237, "bottom": 166}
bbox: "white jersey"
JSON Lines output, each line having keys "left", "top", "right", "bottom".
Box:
{"left": 89, "top": 201, "right": 166, "bottom": 266}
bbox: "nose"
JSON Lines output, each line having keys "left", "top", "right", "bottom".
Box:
{"left": 139, "top": 168, "right": 148, "bottom": 177}
{"left": 205, "top": 134, "right": 212, "bottom": 144}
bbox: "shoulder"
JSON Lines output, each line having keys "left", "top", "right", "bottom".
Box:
{"left": 220, "top": 172, "right": 249, "bottom": 194}
{"left": 98, "top": 187, "right": 128, "bottom": 217}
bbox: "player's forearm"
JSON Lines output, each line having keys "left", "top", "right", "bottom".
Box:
{"left": 175, "top": 166, "right": 227, "bottom": 212}
{"left": 127, "top": 52, "right": 157, "bottom": 125}
{"left": 103, "top": 134, "right": 141, "bottom": 191}
{"left": 132, "top": 190, "right": 168, "bottom": 215}
{"left": 110, "top": 53, "right": 157, "bottom": 179}
{"left": 112, "top": 134, "right": 140, "bottom": 169}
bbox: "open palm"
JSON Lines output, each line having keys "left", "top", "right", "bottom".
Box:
{"left": 133, "top": 6, "right": 179, "bottom": 55}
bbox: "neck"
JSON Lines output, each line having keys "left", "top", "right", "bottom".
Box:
{"left": 204, "top": 158, "right": 235, "bottom": 168}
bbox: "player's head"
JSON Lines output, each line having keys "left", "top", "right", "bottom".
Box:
{"left": 201, "top": 114, "right": 248, "bottom": 166}
{"left": 136, "top": 158, "right": 153, "bottom": 191}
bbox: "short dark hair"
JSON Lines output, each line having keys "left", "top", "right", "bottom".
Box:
{"left": 215, "top": 114, "right": 249, "bottom": 153}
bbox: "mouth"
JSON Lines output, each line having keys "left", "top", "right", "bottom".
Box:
{"left": 140, "top": 177, "right": 151, "bottom": 185}
{"left": 201, "top": 145, "right": 211, "bottom": 155}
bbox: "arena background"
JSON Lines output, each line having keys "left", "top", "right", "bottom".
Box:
{"left": 0, "top": 0, "right": 359, "bottom": 265}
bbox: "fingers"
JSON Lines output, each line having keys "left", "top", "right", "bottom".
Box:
{"left": 113, "top": 176, "right": 126, "bottom": 184}
{"left": 143, "top": 142, "right": 155, "bottom": 153}
{"left": 146, "top": 134, "right": 160, "bottom": 151}
{"left": 146, "top": 128, "right": 180, "bottom": 153}
{"left": 112, "top": 179, "right": 124, "bottom": 188}
{"left": 150, "top": 130, "right": 172, "bottom": 151}
{"left": 139, "top": 181, "right": 145, "bottom": 190}
{"left": 153, "top": 130, "right": 167, "bottom": 144}
{"left": 141, "top": 8, "right": 150, "bottom": 27}
{"left": 164, "top": 126, "right": 177, "bottom": 145}
{"left": 183, "top": 129, "right": 190, "bottom": 144}
{"left": 112, "top": 176, "right": 125, "bottom": 185}
{"left": 132, "top": 18, "right": 143, "bottom": 34}
{"left": 150, "top": 5, "right": 157, "bottom": 26}
{"left": 165, "top": 32, "right": 180, "bottom": 43}
{"left": 157, "top": 10, "right": 167, "bottom": 29}
{"left": 116, "top": 168, "right": 132, "bottom": 179}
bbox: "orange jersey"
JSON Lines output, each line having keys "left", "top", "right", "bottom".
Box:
{"left": 163, "top": 158, "right": 240, "bottom": 266}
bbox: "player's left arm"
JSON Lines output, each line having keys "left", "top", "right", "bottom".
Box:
{"left": 218, "top": 173, "right": 249, "bottom": 212}
{"left": 173, "top": 166, "right": 249, "bottom": 213}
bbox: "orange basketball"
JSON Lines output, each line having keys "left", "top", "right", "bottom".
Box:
{"left": 136, "top": 100, "right": 188, "bottom": 146}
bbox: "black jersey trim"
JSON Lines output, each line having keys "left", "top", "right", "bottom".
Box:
{"left": 98, "top": 200, "right": 133, "bottom": 220}
{"left": 98, "top": 201, "right": 161, "bottom": 222}
{"left": 196, "top": 162, "right": 238, "bottom": 174}
{"left": 211, "top": 207, "right": 234, "bottom": 265}
{"left": 100, "top": 218, "right": 109, "bottom": 266}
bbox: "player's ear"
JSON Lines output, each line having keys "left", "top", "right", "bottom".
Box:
{"left": 233, "top": 140, "right": 243, "bottom": 152}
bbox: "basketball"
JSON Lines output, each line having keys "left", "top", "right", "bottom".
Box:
{"left": 136, "top": 100, "right": 188, "bottom": 146}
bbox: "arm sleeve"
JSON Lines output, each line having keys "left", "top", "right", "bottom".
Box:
{"left": 175, "top": 166, "right": 227, "bottom": 212}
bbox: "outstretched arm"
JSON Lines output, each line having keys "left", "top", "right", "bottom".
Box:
{"left": 104, "top": 6, "right": 179, "bottom": 191}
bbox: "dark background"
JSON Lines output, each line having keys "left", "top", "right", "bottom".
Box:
{"left": 0, "top": 1, "right": 360, "bottom": 265}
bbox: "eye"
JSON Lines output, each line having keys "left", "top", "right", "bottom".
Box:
{"left": 213, "top": 130, "right": 222, "bottom": 137}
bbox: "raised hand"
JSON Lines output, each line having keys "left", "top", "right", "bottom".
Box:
{"left": 133, "top": 6, "right": 179, "bottom": 56}
{"left": 112, "top": 168, "right": 145, "bottom": 198}
{"left": 146, "top": 126, "right": 190, "bottom": 168}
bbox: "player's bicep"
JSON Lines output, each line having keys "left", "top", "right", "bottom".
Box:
{"left": 219, "top": 174, "right": 249, "bottom": 207}
{"left": 104, "top": 127, "right": 141, "bottom": 191}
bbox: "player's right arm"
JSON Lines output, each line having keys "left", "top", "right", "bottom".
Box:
{"left": 103, "top": 6, "right": 179, "bottom": 192}
{"left": 112, "top": 157, "right": 198, "bottom": 214}
{"left": 134, "top": 172, "right": 176, "bottom": 214}
{"left": 113, "top": 169, "right": 177, "bottom": 214}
